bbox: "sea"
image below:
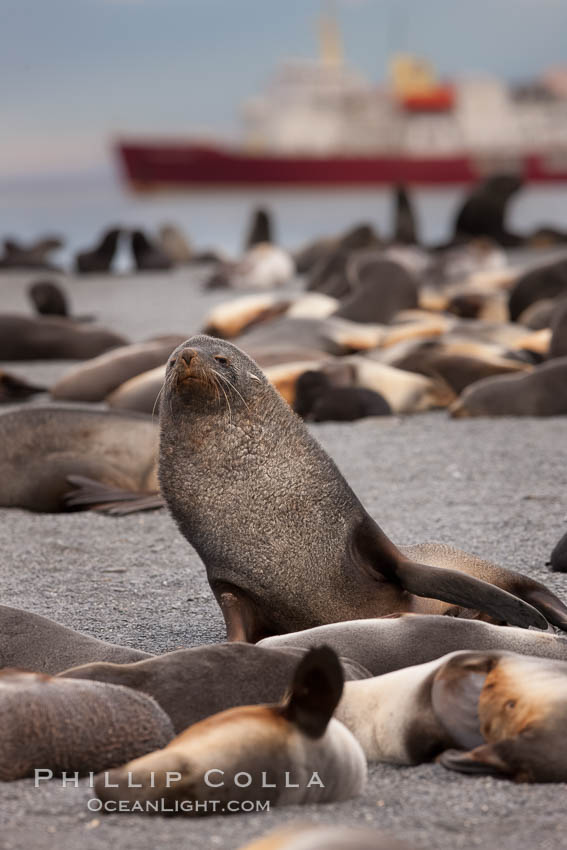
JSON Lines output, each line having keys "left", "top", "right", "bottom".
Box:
{"left": 1, "top": 165, "right": 567, "bottom": 270}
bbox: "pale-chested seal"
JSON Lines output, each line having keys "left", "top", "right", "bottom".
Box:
{"left": 93, "top": 648, "right": 366, "bottom": 814}
{"left": 333, "top": 649, "right": 567, "bottom": 778}
{"left": 158, "top": 335, "right": 567, "bottom": 640}
{"left": 438, "top": 653, "right": 567, "bottom": 782}
{"left": 0, "top": 406, "right": 162, "bottom": 513}
{"left": 239, "top": 825, "right": 411, "bottom": 850}
{"left": 0, "top": 315, "right": 127, "bottom": 360}
{"left": 451, "top": 357, "right": 567, "bottom": 417}
{"left": 206, "top": 244, "right": 294, "bottom": 291}
{"left": 106, "top": 365, "right": 166, "bottom": 414}
{"left": 0, "top": 605, "right": 151, "bottom": 674}
{"left": 259, "top": 613, "right": 567, "bottom": 677}
{"left": 60, "top": 642, "right": 370, "bottom": 734}
{"left": 51, "top": 337, "right": 185, "bottom": 402}
{"left": 0, "top": 669, "right": 173, "bottom": 780}
{"left": 75, "top": 227, "right": 121, "bottom": 274}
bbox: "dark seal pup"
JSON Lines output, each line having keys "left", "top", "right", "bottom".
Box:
{"left": 548, "top": 531, "right": 567, "bottom": 573}
{"left": 294, "top": 370, "right": 392, "bottom": 422}
{"left": 75, "top": 227, "right": 121, "bottom": 274}
{"left": 158, "top": 335, "right": 567, "bottom": 640}
{"left": 132, "top": 230, "right": 173, "bottom": 271}
{"left": 0, "top": 604, "right": 151, "bottom": 675}
{"left": 0, "top": 406, "right": 161, "bottom": 513}
{"left": 0, "top": 669, "right": 173, "bottom": 780}
{"left": 453, "top": 174, "right": 524, "bottom": 247}
{"left": 61, "top": 642, "right": 370, "bottom": 734}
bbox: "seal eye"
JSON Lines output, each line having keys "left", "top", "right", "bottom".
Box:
{"left": 214, "top": 355, "right": 229, "bottom": 366}
{"left": 168, "top": 358, "right": 176, "bottom": 369}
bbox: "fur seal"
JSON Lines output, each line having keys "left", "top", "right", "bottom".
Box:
{"left": 0, "top": 369, "right": 45, "bottom": 403}
{"left": 508, "top": 257, "right": 567, "bottom": 321}
{"left": 75, "top": 228, "right": 121, "bottom": 274}
{"left": 202, "top": 293, "right": 337, "bottom": 340}
{"left": 0, "top": 669, "right": 173, "bottom": 780}
{"left": 239, "top": 825, "right": 411, "bottom": 850}
{"left": 332, "top": 649, "right": 567, "bottom": 777}
{"left": 206, "top": 244, "right": 294, "bottom": 291}
{"left": 28, "top": 280, "right": 68, "bottom": 317}
{"left": 259, "top": 613, "right": 567, "bottom": 677}
{"left": 392, "top": 183, "right": 418, "bottom": 245}
{"left": 0, "top": 604, "right": 151, "bottom": 674}
{"left": 334, "top": 256, "right": 419, "bottom": 324}
{"left": 451, "top": 357, "right": 567, "bottom": 417}
{"left": 94, "top": 648, "right": 366, "bottom": 814}
{"left": 132, "top": 230, "right": 173, "bottom": 271}
{"left": 0, "top": 236, "right": 63, "bottom": 270}
{"left": 158, "top": 224, "right": 192, "bottom": 264}
{"left": 106, "top": 365, "right": 166, "bottom": 414}
{"left": 0, "top": 314, "right": 127, "bottom": 360}
{"left": 0, "top": 406, "right": 161, "bottom": 513}
{"left": 294, "top": 371, "right": 392, "bottom": 422}
{"left": 453, "top": 175, "right": 524, "bottom": 246}
{"left": 245, "top": 207, "right": 273, "bottom": 249}
{"left": 60, "top": 642, "right": 370, "bottom": 734}
{"left": 51, "top": 338, "right": 185, "bottom": 403}
{"left": 438, "top": 653, "right": 567, "bottom": 782}
{"left": 158, "top": 335, "right": 567, "bottom": 640}
{"left": 548, "top": 531, "right": 567, "bottom": 573}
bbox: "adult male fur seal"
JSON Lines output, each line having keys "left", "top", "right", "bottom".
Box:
{"left": 158, "top": 335, "right": 567, "bottom": 640}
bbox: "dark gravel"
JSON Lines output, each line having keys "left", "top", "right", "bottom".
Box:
{"left": 1, "top": 270, "right": 567, "bottom": 850}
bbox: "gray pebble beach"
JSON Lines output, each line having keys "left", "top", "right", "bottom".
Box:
{"left": 1, "top": 269, "right": 566, "bottom": 850}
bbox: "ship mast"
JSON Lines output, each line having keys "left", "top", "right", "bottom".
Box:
{"left": 318, "top": 0, "right": 344, "bottom": 68}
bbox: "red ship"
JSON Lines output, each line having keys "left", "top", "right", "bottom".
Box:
{"left": 116, "top": 15, "right": 567, "bottom": 190}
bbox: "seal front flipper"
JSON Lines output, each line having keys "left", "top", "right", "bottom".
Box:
{"left": 215, "top": 585, "right": 269, "bottom": 643}
{"left": 439, "top": 744, "right": 511, "bottom": 777}
{"left": 64, "top": 475, "right": 164, "bottom": 515}
{"left": 395, "top": 560, "right": 547, "bottom": 630}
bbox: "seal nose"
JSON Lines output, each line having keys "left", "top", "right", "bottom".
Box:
{"left": 181, "top": 348, "right": 197, "bottom": 367}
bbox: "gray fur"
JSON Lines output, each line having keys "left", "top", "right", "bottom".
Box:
{"left": 0, "top": 605, "right": 152, "bottom": 674}
{"left": 259, "top": 614, "right": 567, "bottom": 676}
{"left": 60, "top": 643, "right": 371, "bottom": 734}
{"left": 158, "top": 335, "right": 567, "bottom": 639}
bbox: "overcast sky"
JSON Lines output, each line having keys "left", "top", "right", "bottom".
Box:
{"left": 2, "top": 0, "right": 567, "bottom": 177}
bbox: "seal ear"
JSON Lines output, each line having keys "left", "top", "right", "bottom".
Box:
{"left": 431, "top": 652, "right": 498, "bottom": 750}
{"left": 282, "top": 646, "right": 344, "bottom": 739}
{"left": 439, "top": 744, "right": 511, "bottom": 777}
{"left": 353, "top": 517, "right": 548, "bottom": 630}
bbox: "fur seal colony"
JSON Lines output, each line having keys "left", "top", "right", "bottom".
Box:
{"left": 3, "top": 181, "right": 567, "bottom": 846}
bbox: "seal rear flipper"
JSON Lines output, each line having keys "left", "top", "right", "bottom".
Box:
{"left": 439, "top": 744, "right": 512, "bottom": 777}
{"left": 395, "top": 561, "right": 548, "bottom": 630}
{"left": 64, "top": 475, "right": 164, "bottom": 515}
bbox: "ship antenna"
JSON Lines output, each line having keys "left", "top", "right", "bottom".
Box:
{"left": 318, "top": 0, "right": 344, "bottom": 68}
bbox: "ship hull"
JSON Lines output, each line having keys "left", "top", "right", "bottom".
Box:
{"left": 116, "top": 141, "right": 567, "bottom": 190}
